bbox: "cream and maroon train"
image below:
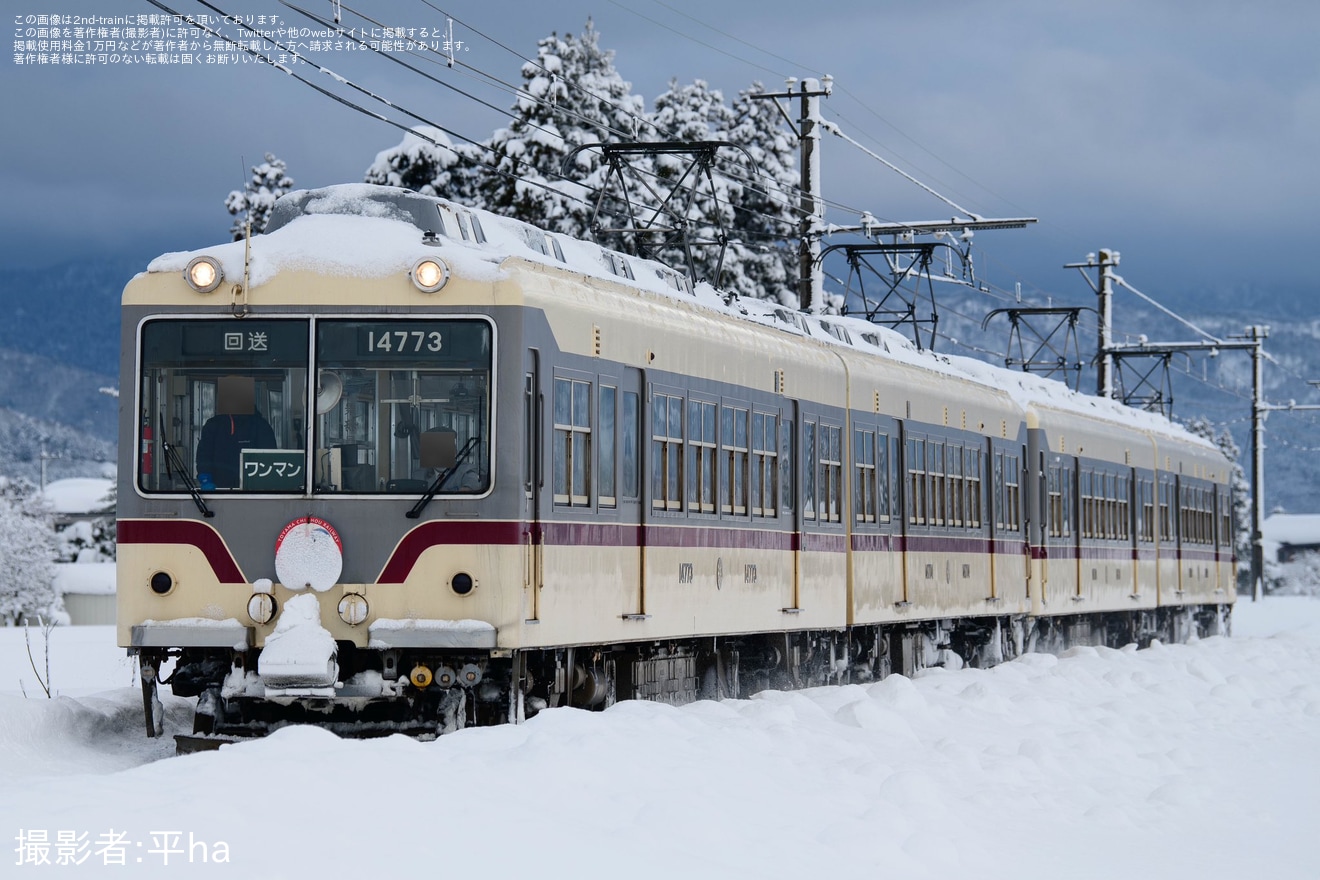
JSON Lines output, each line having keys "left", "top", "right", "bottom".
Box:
{"left": 118, "top": 184, "right": 1235, "bottom": 744}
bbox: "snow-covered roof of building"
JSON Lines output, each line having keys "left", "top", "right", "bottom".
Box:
{"left": 41, "top": 478, "right": 113, "bottom": 515}
{"left": 52, "top": 562, "right": 116, "bottom": 596}
{"left": 1263, "top": 513, "right": 1320, "bottom": 555}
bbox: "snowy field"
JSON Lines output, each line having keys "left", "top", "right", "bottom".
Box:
{"left": 3, "top": 600, "right": 1319, "bottom": 878}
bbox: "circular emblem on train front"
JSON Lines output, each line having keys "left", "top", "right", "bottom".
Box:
{"left": 275, "top": 516, "right": 343, "bottom": 593}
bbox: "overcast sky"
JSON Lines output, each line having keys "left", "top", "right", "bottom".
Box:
{"left": 5, "top": 0, "right": 1318, "bottom": 307}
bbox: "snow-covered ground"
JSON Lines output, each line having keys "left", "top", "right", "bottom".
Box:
{"left": 2, "top": 599, "right": 1318, "bottom": 878}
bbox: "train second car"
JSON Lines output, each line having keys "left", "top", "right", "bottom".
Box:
{"left": 117, "top": 185, "right": 1235, "bottom": 746}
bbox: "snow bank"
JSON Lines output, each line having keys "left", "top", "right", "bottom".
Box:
{"left": 1, "top": 600, "right": 1319, "bottom": 876}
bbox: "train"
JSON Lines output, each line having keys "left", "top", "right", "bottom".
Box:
{"left": 117, "top": 183, "right": 1235, "bottom": 747}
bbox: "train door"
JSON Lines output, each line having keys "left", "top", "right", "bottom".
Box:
{"left": 786, "top": 399, "right": 803, "bottom": 612}
{"left": 523, "top": 349, "right": 543, "bottom": 622}
{"left": 616, "top": 367, "right": 645, "bottom": 619}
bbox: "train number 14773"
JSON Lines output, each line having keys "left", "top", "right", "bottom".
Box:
{"left": 366, "top": 329, "right": 443, "bottom": 353}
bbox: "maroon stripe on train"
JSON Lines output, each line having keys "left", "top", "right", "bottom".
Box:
{"left": 377, "top": 520, "right": 840, "bottom": 583}
{"left": 377, "top": 520, "right": 527, "bottom": 583}
{"left": 1078, "top": 546, "right": 1140, "bottom": 561}
{"left": 1031, "top": 544, "right": 1230, "bottom": 563}
{"left": 118, "top": 519, "right": 247, "bottom": 584}
{"left": 641, "top": 524, "right": 795, "bottom": 551}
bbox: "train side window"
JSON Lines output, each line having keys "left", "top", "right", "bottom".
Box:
{"left": 1118, "top": 475, "right": 1130, "bottom": 540}
{"left": 1080, "top": 470, "right": 1093, "bottom": 539}
{"left": 1005, "top": 454, "right": 1021, "bottom": 532}
{"left": 553, "top": 377, "right": 592, "bottom": 507}
{"left": 1159, "top": 479, "right": 1173, "bottom": 541}
{"left": 993, "top": 452, "right": 1006, "bottom": 529}
{"left": 854, "top": 428, "right": 876, "bottom": 524}
{"left": 803, "top": 421, "right": 817, "bottom": 521}
{"left": 947, "top": 444, "right": 964, "bottom": 528}
{"left": 622, "top": 391, "right": 639, "bottom": 499}
{"left": 721, "top": 405, "right": 749, "bottom": 517}
{"left": 878, "top": 434, "right": 892, "bottom": 523}
{"left": 928, "top": 441, "right": 945, "bottom": 528}
{"left": 1048, "top": 465, "right": 1063, "bottom": 538}
{"left": 751, "top": 412, "right": 778, "bottom": 518}
{"left": 652, "top": 392, "right": 683, "bottom": 511}
{"left": 908, "top": 437, "right": 926, "bottom": 526}
{"left": 1139, "top": 479, "right": 1154, "bottom": 542}
{"left": 780, "top": 419, "right": 794, "bottom": 516}
{"left": 599, "top": 386, "right": 617, "bottom": 508}
{"left": 688, "top": 399, "right": 717, "bottom": 514}
{"left": 818, "top": 424, "right": 842, "bottom": 523}
{"left": 966, "top": 447, "right": 982, "bottom": 529}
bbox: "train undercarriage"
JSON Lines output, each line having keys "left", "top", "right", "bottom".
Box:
{"left": 141, "top": 604, "right": 1231, "bottom": 754}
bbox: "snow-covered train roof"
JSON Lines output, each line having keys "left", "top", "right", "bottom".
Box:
{"left": 146, "top": 184, "right": 1210, "bottom": 453}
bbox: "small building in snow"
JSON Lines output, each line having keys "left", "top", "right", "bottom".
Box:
{"left": 1262, "top": 513, "right": 1320, "bottom": 563}
{"left": 40, "top": 478, "right": 116, "bottom": 624}
{"left": 53, "top": 563, "right": 116, "bottom": 626}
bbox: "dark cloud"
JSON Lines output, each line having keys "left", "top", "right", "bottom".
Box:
{"left": 3, "top": 0, "right": 1316, "bottom": 297}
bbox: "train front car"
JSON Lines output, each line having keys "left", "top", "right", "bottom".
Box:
{"left": 119, "top": 186, "right": 524, "bottom": 744}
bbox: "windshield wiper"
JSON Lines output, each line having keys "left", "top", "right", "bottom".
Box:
{"left": 160, "top": 410, "right": 214, "bottom": 519}
{"left": 407, "top": 437, "right": 480, "bottom": 519}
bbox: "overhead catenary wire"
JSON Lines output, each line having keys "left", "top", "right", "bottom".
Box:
{"left": 1111, "top": 275, "right": 1223, "bottom": 344}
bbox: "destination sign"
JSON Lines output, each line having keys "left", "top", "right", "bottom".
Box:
{"left": 317, "top": 319, "right": 491, "bottom": 367}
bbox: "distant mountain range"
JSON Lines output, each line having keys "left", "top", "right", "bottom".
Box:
{"left": 0, "top": 254, "right": 1315, "bottom": 513}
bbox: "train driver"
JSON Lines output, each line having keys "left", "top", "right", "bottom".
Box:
{"left": 196, "top": 375, "right": 276, "bottom": 489}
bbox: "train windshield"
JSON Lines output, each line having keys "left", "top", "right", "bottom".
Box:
{"left": 313, "top": 319, "right": 492, "bottom": 495}
{"left": 138, "top": 320, "right": 309, "bottom": 494}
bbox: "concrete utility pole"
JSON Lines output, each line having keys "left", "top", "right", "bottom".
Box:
{"left": 39, "top": 443, "right": 59, "bottom": 492}
{"left": 750, "top": 76, "right": 832, "bottom": 313}
{"left": 1063, "top": 249, "right": 1119, "bottom": 398}
{"left": 1249, "top": 325, "right": 1268, "bottom": 602}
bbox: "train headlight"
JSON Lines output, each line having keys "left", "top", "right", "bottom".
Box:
{"left": 338, "top": 593, "right": 369, "bottom": 626}
{"left": 410, "top": 257, "right": 449, "bottom": 293}
{"left": 149, "top": 571, "right": 174, "bottom": 595}
{"left": 184, "top": 256, "right": 224, "bottom": 293}
{"left": 247, "top": 593, "right": 277, "bottom": 625}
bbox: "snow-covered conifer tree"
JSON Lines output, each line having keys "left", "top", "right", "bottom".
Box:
{"left": 225, "top": 153, "right": 295, "bottom": 240}
{"left": 644, "top": 78, "right": 740, "bottom": 286}
{"left": 0, "top": 479, "right": 59, "bottom": 625}
{"left": 480, "top": 21, "right": 646, "bottom": 237}
{"left": 363, "top": 126, "right": 483, "bottom": 204}
{"left": 722, "top": 84, "right": 800, "bottom": 305}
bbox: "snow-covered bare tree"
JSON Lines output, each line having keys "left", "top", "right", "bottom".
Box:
{"left": 363, "top": 126, "right": 483, "bottom": 204}
{"left": 226, "top": 153, "right": 295, "bottom": 240}
{"left": 479, "top": 21, "right": 646, "bottom": 236}
{"left": 0, "top": 479, "right": 59, "bottom": 626}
